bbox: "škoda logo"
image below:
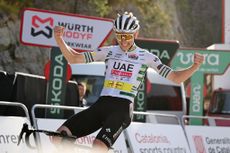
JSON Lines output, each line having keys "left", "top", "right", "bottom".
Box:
{"left": 31, "top": 15, "right": 53, "bottom": 38}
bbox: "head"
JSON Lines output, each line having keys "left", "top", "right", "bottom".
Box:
{"left": 78, "top": 82, "right": 86, "bottom": 100}
{"left": 113, "top": 12, "right": 140, "bottom": 52}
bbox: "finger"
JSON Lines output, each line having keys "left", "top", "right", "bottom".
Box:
{"left": 194, "top": 55, "right": 203, "bottom": 61}
{"left": 194, "top": 54, "right": 204, "bottom": 65}
{"left": 194, "top": 59, "right": 203, "bottom": 65}
{"left": 54, "top": 26, "right": 64, "bottom": 32}
{"left": 194, "top": 53, "right": 204, "bottom": 60}
{"left": 195, "top": 56, "right": 204, "bottom": 62}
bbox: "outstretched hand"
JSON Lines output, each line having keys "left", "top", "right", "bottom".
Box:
{"left": 193, "top": 52, "right": 204, "bottom": 67}
{"left": 54, "top": 26, "right": 65, "bottom": 38}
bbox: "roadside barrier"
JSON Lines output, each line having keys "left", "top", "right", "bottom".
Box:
{"left": 0, "top": 101, "right": 37, "bottom": 153}
{"left": 182, "top": 115, "right": 230, "bottom": 153}
{"left": 125, "top": 112, "right": 191, "bottom": 153}
{"left": 2, "top": 102, "right": 230, "bottom": 153}
{"left": 133, "top": 111, "right": 181, "bottom": 124}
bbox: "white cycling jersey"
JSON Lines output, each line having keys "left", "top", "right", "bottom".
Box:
{"left": 83, "top": 44, "right": 172, "bottom": 102}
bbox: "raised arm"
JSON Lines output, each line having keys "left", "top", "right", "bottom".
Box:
{"left": 53, "top": 26, "right": 85, "bottom": 64}
{"left": 167, "top": 53, "right": 204, "bottom": 84}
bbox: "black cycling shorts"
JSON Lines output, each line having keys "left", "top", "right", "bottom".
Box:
{"left": 62, "top": 96, "right": 133, "bottom": 148}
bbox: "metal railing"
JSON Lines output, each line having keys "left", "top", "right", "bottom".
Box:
{"left": 0, "top": 101, "right": 30, "bottom": 121}
{"left": 133, "top": 111, "right": 181, "bottom": 125}
{"left": 182, "top": 115, "right": 230, "bottom": 127}
{"left": 31, "top": 104, "right": 86, "bottom": 153}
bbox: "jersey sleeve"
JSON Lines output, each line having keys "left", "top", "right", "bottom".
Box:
{"left": 145, "top": 51, "right": 173, "bottom": 78}
{"left": 82, "top": 46, "right": 110, "bottom": 63}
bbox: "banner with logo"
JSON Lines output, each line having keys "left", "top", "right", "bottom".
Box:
{"left": 185, "top": 125, "right": 230, "bottom": 153}
{"left": 36, "top": 118, "right": 128, "bottom": 153}
{"left": 0, "top": 117, "right": 36, "bottom": 153}
{"left": 126, "top": 122, "right": 191, "bottom": 153}
{"left": 189, "top": 72, "right": 204, "bottom": 125}
{"left": 134, "top": 81, "right": 146, "bottom": 122}
{"left": 171, "top": 49, "right": 230, "bottom": 125}
{"left": 20, "top": 8, "right": 113, "bottom": 50}
{"left": 45, "top": 47, "right": 70, "bottom": 118}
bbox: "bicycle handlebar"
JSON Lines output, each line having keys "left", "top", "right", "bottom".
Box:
{"left": 17, "top": 123, "right": 77, "bottom": 149}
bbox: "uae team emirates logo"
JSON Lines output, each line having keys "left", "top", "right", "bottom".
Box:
{"left": 193, "top": 136, "right": 206, "bottom": 153}
{"left": 31, "top": 15, "right": 53, "bottom": 38}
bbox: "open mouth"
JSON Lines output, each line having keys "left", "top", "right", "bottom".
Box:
{"left": 121, "top": 41, "right": 129, "bottom": 47}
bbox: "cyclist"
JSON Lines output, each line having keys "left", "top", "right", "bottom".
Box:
{"left": 53, "top": 12, "right": 204, "bottom": 152}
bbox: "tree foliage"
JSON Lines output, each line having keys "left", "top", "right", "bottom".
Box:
{"left": 89, "top": 0, "right": 111, "bottom": 17}
{"left": 0, "top": 0, "right": 32, "bottom": 16}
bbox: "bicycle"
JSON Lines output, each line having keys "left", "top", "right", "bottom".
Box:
{"left": 18, "top": 123, "right": 114, "bottom": 153}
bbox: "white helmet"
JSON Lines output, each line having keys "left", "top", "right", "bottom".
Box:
{"left": 113, "top": 12, "right": 140, "bottom": 33}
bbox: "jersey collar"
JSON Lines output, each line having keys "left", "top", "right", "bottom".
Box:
{"left": 128, "top": 43, "right": 137, "bottom": 52}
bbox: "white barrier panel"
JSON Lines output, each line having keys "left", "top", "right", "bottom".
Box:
{"left": 185, "top": 125, "right": 230, "bottom": 153}
{"left": 0, "top": 116, "right": 36, "bottom": 153}
{"left": 126, "top": 122, "right": 191, "bottom": 153}
{"left": 36, "top": 118, "right": 128, "bottom": 153}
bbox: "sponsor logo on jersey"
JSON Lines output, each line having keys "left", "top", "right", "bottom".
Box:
{"left": 104, "top": 80, "right": 133, "bottom": 92}
{"left": 139, "top": 53, "right": 145, "bottom": 56}
{"left": 108, "top": 51, "right": 113, "bottom": 55}
{"left": 96, "top": 48, "right": 102, "bottom": 51}
{"left": 153, "top": 57, "right": 159, "bottom": 62}
{"left": 128, "top": 53, "right": 138, "bottom": 60}
{"left": 113, "top": 62, "right": 134, "bottom": 72}
{"left": 112, "top": 62, "right": 134, "bottom": 77}
{"left": 114, "top": 53, "right": 123, "bottom": 58}
{"left": 111, "top": 69, "right": 132, "bottom": 77}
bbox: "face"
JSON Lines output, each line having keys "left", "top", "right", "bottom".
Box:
{"left": 78, "top": 84, "right": 86, "bottom": 99}
{"left": 115, "top": 32, "right": 135, "bottom": 52}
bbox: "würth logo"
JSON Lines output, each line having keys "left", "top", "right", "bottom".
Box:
{"left": 31, "top": 15, "right": 54, "bottom": 38}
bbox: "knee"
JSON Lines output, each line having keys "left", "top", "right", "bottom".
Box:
{"left": 93, "top": 139, "right": 109, "bottom": 153}
{"left": 57, "top": 126, "right": 72, "bottom": 135}
{"left": 50, "top": 126, "right": 72, "bottom": 145}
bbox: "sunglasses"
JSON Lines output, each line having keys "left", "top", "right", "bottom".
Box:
{"left": 115, "top": 33, "right": 134, "bottom": 41}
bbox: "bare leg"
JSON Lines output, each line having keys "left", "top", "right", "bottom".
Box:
{"left": 92, "top": 139, "right": 109, "bottom": 153}
{"left": 50, "top": 125, "right": 72, "bottom": 145}
{"left": 50, "top": 127, "right": 109, "bottom": 153}
{"left": 50, "top": 126, "right": 77, "bottom": 153}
